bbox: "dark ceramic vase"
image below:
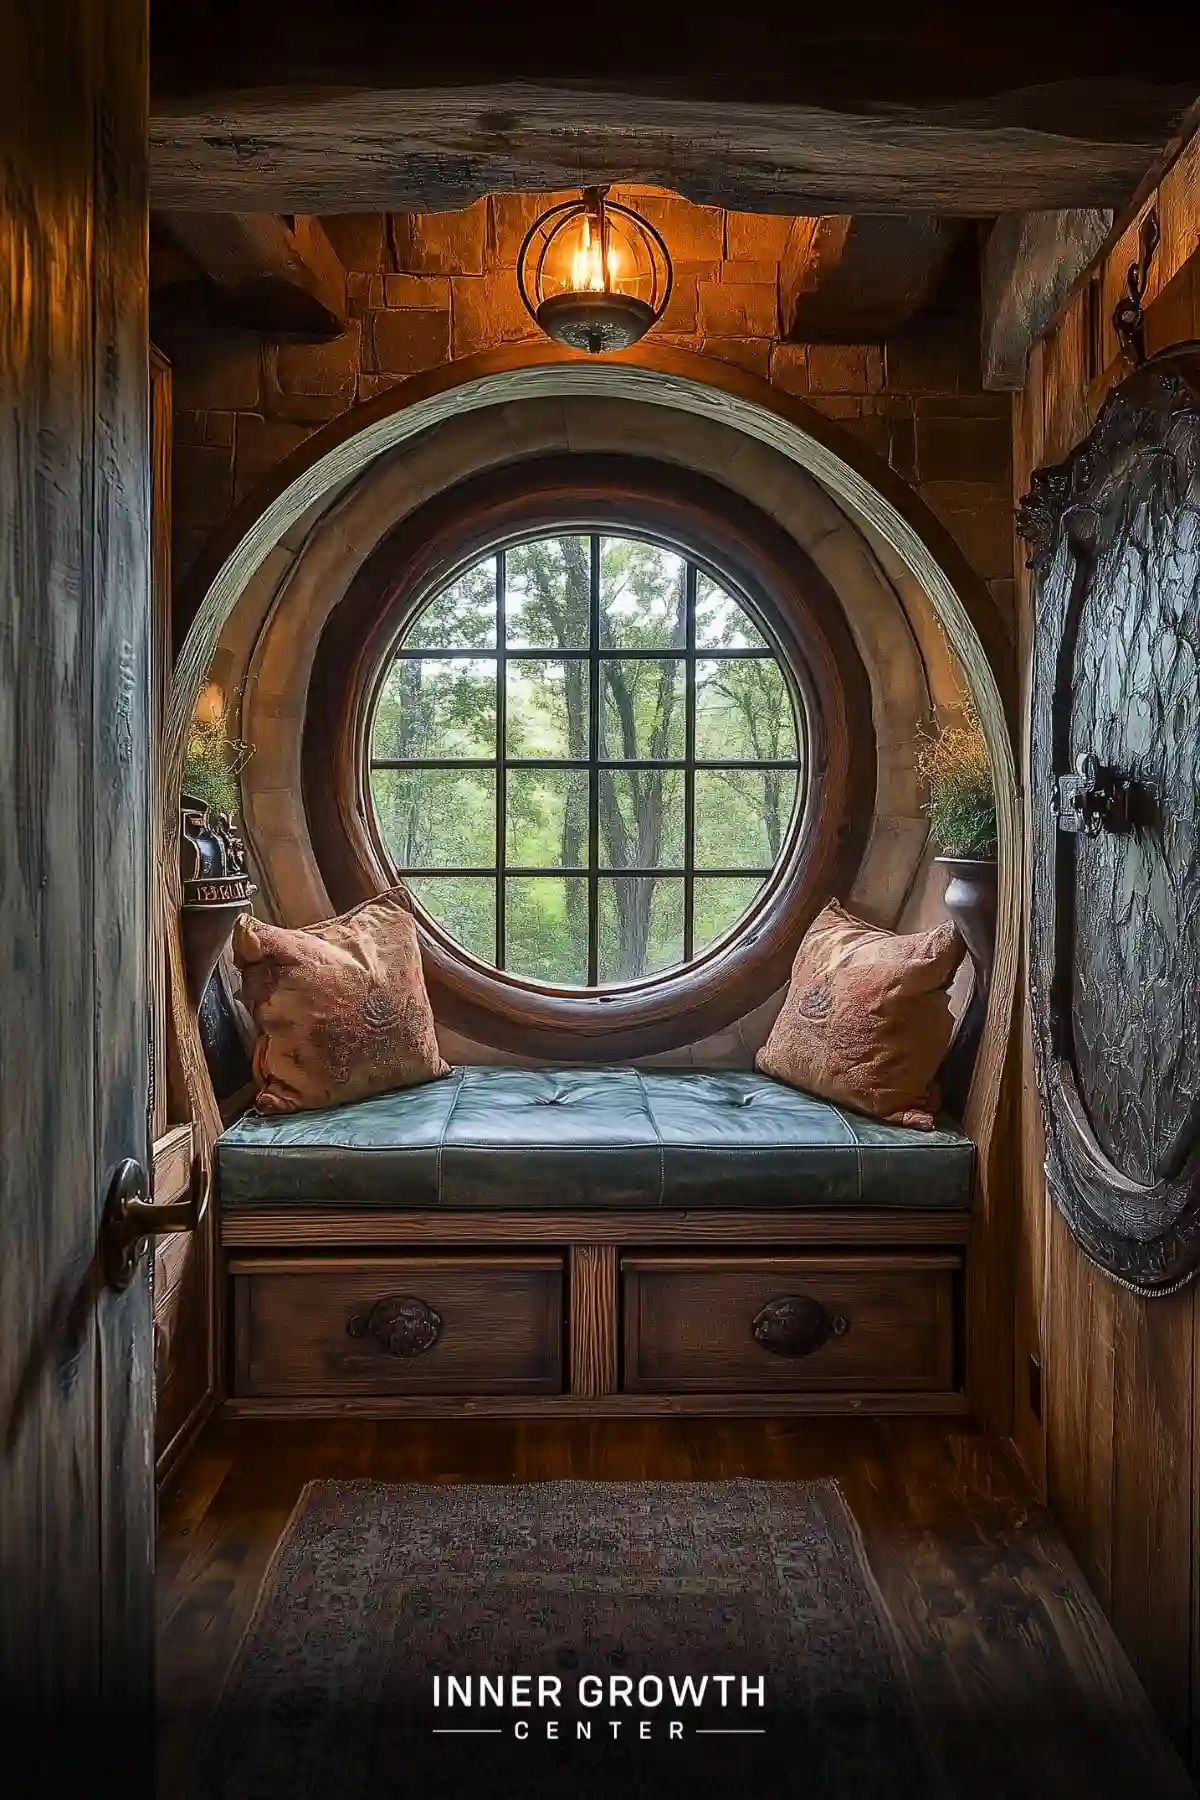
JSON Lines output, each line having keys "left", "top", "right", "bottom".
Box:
{"left": 935, "top": 855, "right": 998, "bottom": 993}
{"left": 935, "top": 855, "right": 998, "bottom": 1118}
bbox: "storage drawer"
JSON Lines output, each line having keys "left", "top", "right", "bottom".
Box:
{"left": 622, "top": 1254, "right": 958, "bottom": 1393}
{"left": 231, "top": 1255, "right": 563, "bottom": 1397}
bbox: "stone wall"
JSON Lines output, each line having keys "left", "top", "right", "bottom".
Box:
{"left": 162, "top": 188, "right": 1014, "bottom": 637}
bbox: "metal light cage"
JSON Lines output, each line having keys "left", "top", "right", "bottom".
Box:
{"left": 516, "top": 186, "right": 673, "bottom": 355}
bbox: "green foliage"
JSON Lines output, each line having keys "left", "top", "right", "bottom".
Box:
{"left": 183, "top": 684, "right": 253, "bottom": 819}
{"left": 915, "top": 705, "right": 997, "bottom": 858}
{"left": 369, "top": 533, "right": 805, "bottom": 983}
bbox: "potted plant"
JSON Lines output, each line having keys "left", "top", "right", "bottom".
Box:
{"left": 915, "top": 703, "right": 997, "bottom": 987}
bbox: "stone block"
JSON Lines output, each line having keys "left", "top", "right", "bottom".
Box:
{"left": 700, "top": 335, "right": 772, "bottom": 379}
{"left": 920, "top": 483, "right": 1015, "bottom": 582}
{"left": 235, "top": 415, "right": 313, "bottom": 503}
{"left": 450, "top": 274, "right": 538, "bottom": 359}
{"left": 806, "top": 344, "right": 884, "bottom": 395}
{"left": 725, "top": 212, "right": 793, "bottom": 263}
{"left": 270, "top": 325, "right": 361, "bottom": 399}
{"left": 384, "top": 273, "right": 452, "bottom": 309}
{"left": 698, "top": 280, "right": 777, "bottom": 338}
{"left": 173, "top": 408, "right": 205, "bottom": 446}
{"left": 357, "top": 374, "right": 401, "bottom": 403}
{"left": 808, "top": 394, "right": 862, "bottom": 421}
{"left": 487, "top": 191, "right": 573, "bottom": 269}
{"left": 319, "top": 214, "right": 386, "bottom": 273}
{"left": 720, "top": 259, "right": 779, "bottom": 286}
{"left": 173, "top": 441, "right": 234, "bottom": 533}
{"left": 167, "top": 326, "right": 263, "bottom": 411}
{"left": 627, "top": 191, "right": 724, "bottom": 264}
{"left": 769, "top": 344, "right": 808, "bottom": 396}
{"left": 204, "top": 409, "right": 235, "bottom": 448}
{"left": 915, "top": 412, "right": 1011, "bottom": 484}
{"left": 885, "top": 313, "right": 981, "bottom": 394}
{"left": 658, "top": 274, "right": 699, "bottom": 335}
{"left": 370, "top": 306, "right": 451, "bottom": 376}
{"left": 392, "top": 201, "right": 488, "bottom": 275}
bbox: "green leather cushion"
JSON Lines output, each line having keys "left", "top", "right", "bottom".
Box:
{"left": 217, "top": 1067, "right": 974, "bottom": 1212}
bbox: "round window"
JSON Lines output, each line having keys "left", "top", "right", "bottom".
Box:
{"left": 364, "top": 529, "right": 805, "bottom": 989}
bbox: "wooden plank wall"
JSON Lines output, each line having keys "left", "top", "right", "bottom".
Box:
{"left": 1012, "top": 126, "right": 1200, "bottom": 1768}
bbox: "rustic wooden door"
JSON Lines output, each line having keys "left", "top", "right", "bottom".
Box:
{"left": 0, "top": 0, "right": 156, "bottom": 1786}
{"left": 1021, "top": 346, "right": 1200, "bottom": 1293}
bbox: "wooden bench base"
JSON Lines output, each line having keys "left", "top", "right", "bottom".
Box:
{"left": 221, "top": 1209, "right": 968, "bottom": 1419}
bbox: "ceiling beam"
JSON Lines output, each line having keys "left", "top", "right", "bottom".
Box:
{"left": 148, "top": 7, "right": 1194, "bottom": 214}
{"left": 980, "top": 210, "right": 1114, "bottom": 390}
{"left": 156, "top": 213, "right": 347, "bottom": 339}
{"left": 781, "top": 216, "right": 965, "bottom": 342}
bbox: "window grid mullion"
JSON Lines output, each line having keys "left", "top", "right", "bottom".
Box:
{"left": 587, "top": 533, "right": 601, "bottom": 986}
{"left": 683, "top": 560, "right": 697, "bottom": 962}
{"left": 495, "top": 549, "right": 507, "bottom": 971}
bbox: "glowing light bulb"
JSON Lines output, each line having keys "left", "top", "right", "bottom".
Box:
{"left": 570, "top": 215, "right": 608, "bottom": 293}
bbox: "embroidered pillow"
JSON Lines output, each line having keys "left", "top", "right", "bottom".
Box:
{"left": 232, "top": 888, "right": 450, "bottom": 1115}
{"left": 755, "top": 899, "right": 965, "bottom": 1130}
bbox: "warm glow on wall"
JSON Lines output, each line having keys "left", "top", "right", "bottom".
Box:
{"left": 517, "top": 186, "right": 672, "bottom": 355}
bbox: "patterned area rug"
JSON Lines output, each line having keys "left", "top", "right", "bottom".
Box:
{"left": 193, "top": 1479, "right": 936, "bottom": 1799}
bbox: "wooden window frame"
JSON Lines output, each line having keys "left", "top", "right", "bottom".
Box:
{"left": 303, "top": 454, "right": 876, "bottom": 1059}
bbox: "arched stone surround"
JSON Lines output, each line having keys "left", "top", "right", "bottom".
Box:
{"left": 167, "top": 343, "right": 1018, "bottom": 1417}
{"left": 216, "top": 397, "right": 944, "bottom": 1051}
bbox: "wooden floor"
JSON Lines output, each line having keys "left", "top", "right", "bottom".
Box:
{"left": 158, "top": 1417, "right": 1197, "bottom": 1798}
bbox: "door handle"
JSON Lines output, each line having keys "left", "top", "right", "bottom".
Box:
{"left": 1055, "top": 752, "right": 1162, "bottom": 836}
{"left": 103, "top": 1154, "right": 210, "bottom": 1291}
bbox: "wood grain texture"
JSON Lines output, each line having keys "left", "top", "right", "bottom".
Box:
{"left": 568, "top": 1245, "right": 618, "bottom": 1398}
{"left": 219, "top": 1207, "right": 972, "bottom": 1249}
{"left": 0, "top": 0, "right": 153, "bottom": 1770}
{"left": 147, "top": 6, "right": 1193, "bottom": 212}
{"left": 622, "top": 1254, "right": 959, "bottom": 1395}
{"left": 231, "top": 1255, "right": 564, "bottom": 1398}
{"left": 156, "top": 1416, "right": 1196, "bottom": 1800}
{"left": 219, "top": 1392, "right": 971, "bottom": 1420}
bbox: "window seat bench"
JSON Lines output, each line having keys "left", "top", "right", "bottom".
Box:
{"left": 216, "top": 1067, "right": 975, "bottom": 1420}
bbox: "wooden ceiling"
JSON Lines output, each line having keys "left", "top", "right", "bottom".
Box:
{"left": 149, "top": 2, "right": 1197, "bottom": 214}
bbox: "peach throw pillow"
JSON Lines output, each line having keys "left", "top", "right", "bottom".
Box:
{"left": 232, "top": 888, "right": 450, "bottom": 1115}
{"left": 756, "top": 899, "right": 965, "bottom": 1130}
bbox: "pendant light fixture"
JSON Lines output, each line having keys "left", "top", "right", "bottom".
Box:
{"left": 517, "top": 186, "right": 673, "bottom": 355}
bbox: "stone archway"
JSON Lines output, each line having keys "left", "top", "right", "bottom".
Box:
{"left": 166, "top": 340, "right": 1019, "bottom": 1420}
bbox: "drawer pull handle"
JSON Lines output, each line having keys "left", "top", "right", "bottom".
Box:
{"left": 752, "top": 1294, "right": 850, "bottom": 1358}
{"left": 347, "top": 1295, "right": 442, "bottom": 1358}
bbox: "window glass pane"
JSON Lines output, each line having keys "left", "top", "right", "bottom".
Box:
{"left": 372, "top": 657, "right": 496, "bottom": 761}
{"left": 406, "top": 875, "right": 496, "bottom": 964}
{"left": 598, "top": 876, "right": 684, "bottom": 983}
{"left": 506, "top": 657, "right": 589, "bottom": 760}
{"left": 695, "top": 570, "right": 767, "bottom": 649}
{"left": 506, "top": 769, "right": 588, "bottom": 871}
{"left": 693, "top": 875, "right": 765, "bottom": 953}
{"left": 694, "top": 768, "right": 798, "bottom": 868}
{"left": 404, "top": 558, "right": 497, "bottom": 650}
{"left": 504, "top": 877, "right": 588, "bottom": 984}
{"left": 600, "top": 658, "right": 685, "bottom": 761}
{"left": 599, "top": 536, "right": 686, "bottom": 651}
{"left": 370, "top": 768, "right": 495, "bottom": 869}
{"left": 695, "top": 657, "right": 797, "bottom": 762}
{"left": 598, "top": 769, "right": 684, "bottom": 869}
{"left": 505, "top": 535, "right": 591, "bottom": 648}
